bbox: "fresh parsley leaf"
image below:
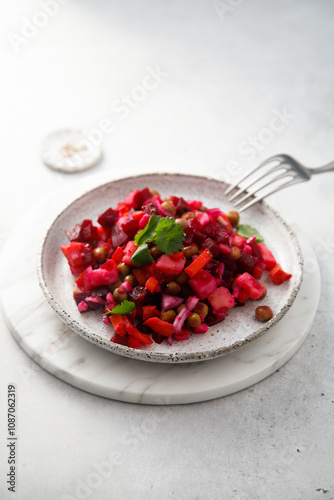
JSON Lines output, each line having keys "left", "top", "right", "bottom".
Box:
{"left": 237, "top": 224, "right": 264, "bottom": 242}
{"left": 131, "top": 243, "right": 154, "bottom": 266}
{"left": 106, "top": 300, "right": 136, "bottom": 315}
{"left": 151, "top": 217, "right": 185, "bottom": 255}
{"left": 134, "top": 215, "right": 161, "bottom": 246}
{"left": 131, "top": 215, "right": 185, "bottom": 264}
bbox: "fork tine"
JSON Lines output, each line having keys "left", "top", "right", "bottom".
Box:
{"left": 228, "top": 164, "right": 289, "bottom": 202}
{"left": 224, "top": 155, "right": 284, "bottom": 195}
{"left": 238, "top": 177, "right": 304, "bottom": 212}
{"left": 224, "top": 163, "right": 264, "bottom": 195}
{"left": 232, "top": 171, "right": 295, "bottom": 207}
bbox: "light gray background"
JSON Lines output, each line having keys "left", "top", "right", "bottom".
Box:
{"left": 1, "top": 1, "right": 334, "bottom": 499}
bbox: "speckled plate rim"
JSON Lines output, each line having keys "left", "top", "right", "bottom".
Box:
{"left": 37, "top": 172, "right": 304, "bottom": 363}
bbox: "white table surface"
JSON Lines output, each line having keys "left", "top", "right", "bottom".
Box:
{"left": 1, "top": 1, "right": 334, "bottom": 499}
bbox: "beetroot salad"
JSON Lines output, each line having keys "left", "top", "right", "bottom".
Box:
{"left": 61, "top": 187, "right": 292, "bottom": 349}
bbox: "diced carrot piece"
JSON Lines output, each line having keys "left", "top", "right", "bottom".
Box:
{"left": 123, "top": 316, "right": 153, "bottom": 345}
{"left": 143, "top": 317, "right": 175, "bottom": 336}
{"left": 142, "top": 305, "right": 160, "bottom": 322}
{"left": 252, "top": 264, "right": 263, "bottom": 280}
{"left": 269, "top": 264, "right": 292, "bottom": 285}
{"left": 111, "top": 246, "right": 124, "bottom": 265}
{"left": 128, "top": 308, "right": 137, "bottom": 322}
{"left": 109, "top": 314, "right": 126, "bottom": 336}
{"left": 128, "top": 335, "right": 142, "bottom": 349}
{"left": 132, "top": 210, "right": 144, "bottom": 222}
{"left": 132, "top": 268, "right": 147, "bottom": 285}
{"left": 184, "top": 249, "right": 213, "bottom": 278}
{"left": 145, "top": 276, "right": 160, "bottom": 293}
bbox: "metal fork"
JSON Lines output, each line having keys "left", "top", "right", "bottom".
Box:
{"left": 225, "top": 154, "right": 334, "bottom": 212}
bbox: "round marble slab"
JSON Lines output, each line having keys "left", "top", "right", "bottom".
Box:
{"left": 0, "top": 176, "right": 321, "bottom": 405}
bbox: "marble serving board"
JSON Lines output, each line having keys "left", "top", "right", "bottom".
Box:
{"left": 0, "top": 174, "right": 321, "bottom": 404}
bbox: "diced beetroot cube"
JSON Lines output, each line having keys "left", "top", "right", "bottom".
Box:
{"left": 188, "top": 217, "right": 202, "bottom": 231}
{"left": 215, "top": 226, "right": 230, "bottom": 245}
{"left": 201, "top": 221, "right": 215, "bottom": 236}
{"left": 151, "top": 331, "right": 165, "bottom": 344}
{"left": 135, "top": 187, "right": 153, "bottom": 207}
{"left": 97, "top": 208, "right": 118, "bottom": 228}
{"left": 237, "top": 252, "right": 259, "bottom": 274}
{"left": 206, "top": 309, "right": 228, "bottom": 326}
{"left": 207, "top": 286, "right": 235, "bottom": 312}
{"left": 142, "top": 200, "right": 159, "bottom": 215}
{"left": 189, "top": 270, "right": 217, "bottom": 300}
{"left": 247, "top": 236, "right": 263, "bottom": 259}
{"left": 235, "top": 272, "right": 265, "bottom": 300}
{"left": 122, "top": 189, "right": 141, "bottom": 208}
{"left": 156, "top": 252, "right": 186, "bottom": 276}
{"left": 128, "top": 285, "right": 151, "bottom": 306}
{"left": 122, "top": 187, "right": 152, "bottom": 209}
{"left": 258, "top": 243, "right": 277, "bottom": 270}
{"left": 183, "top": 231, "right": 194, "bottom": 245}
{"left": 173, "top": 197, "right": 191, "bottom": 215}
{"left": 61, "top": 242, "right": 96, "bottom": 275}
{"left": 192, "top": 230, "right": 206, "bottom": 246}
{"left": 85, "top": 296, "right": 105, "bottom": 310}
{"left": 66, "top": 219, "right": 98, "bottom": 243}
{"left": 111, "top": 225, "right": 128, "bottom": 247}
{"left": 202, "top": 238, "right": 221, "bottom": 257}
{"left": 116, "top": 214, "right": 139, "bottom": 238}
{"left": 110, "top": 333, "right": 129, "bottom": 346}
{"left": 73, "top": 290, "right": 91, "bottom": 304}
{"left": 91, "top": 286, "right": 109, "bottom": 298}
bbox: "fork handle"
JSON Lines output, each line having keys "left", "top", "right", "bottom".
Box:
{"left": 309, "top": 161, "right": 334, "bottom": 175}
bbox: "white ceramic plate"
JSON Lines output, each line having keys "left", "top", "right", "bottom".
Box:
{"left": 37, "top": 173, "right": 303, "bottom": 363}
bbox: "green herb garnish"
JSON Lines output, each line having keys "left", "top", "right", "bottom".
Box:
{"left": 132, "top": 243, "right": 154, "bottom": 265}
{"left": 106, "top": 300, "right": 136, "bottom": 315}
{"left": 237, "top": 224, "right": 264, "bottom": 243}
{"left": 134, "top": 215, "right": 161, "bottom": 246}
{"left": 132, "top": 215, "right": 185, "bottom": 265}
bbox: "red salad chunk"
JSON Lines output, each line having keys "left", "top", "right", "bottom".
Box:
{"left": 60, "top": 186, "right": 293, "bottom": 348}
